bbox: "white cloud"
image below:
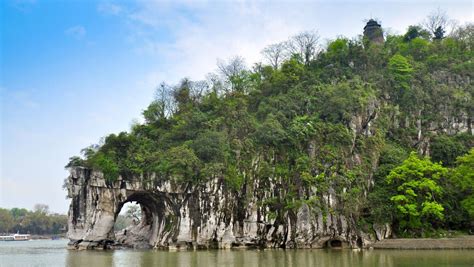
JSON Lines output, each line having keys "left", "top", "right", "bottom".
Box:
{"left": 65, "top": 25, "right": 87, "bottom": 40}
{"left": 98, "top": 2, "right": 123, "bottom": 16}
{"left": 121, "top": 1, "right": 313, "bottom": 82}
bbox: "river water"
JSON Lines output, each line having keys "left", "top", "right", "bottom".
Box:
{"left": 1, "top": 240, "right": 473, "bottom": 267}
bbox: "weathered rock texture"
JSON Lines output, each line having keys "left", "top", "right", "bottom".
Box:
{"left": 66, "top": 166, "right": 380, "bottom": 250}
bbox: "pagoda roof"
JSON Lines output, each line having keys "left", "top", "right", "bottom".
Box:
{"left": 364, "top": 19, "right": 381, "bottom": 29}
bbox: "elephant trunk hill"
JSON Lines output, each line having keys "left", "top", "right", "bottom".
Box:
{"left": 65, "top": 20, "right": 474, "bottom": 250}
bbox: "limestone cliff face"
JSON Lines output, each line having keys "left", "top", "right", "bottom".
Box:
{"left": 66, "top": 166, "right": 383, "bottom": 250}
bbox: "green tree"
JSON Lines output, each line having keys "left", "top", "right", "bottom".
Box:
{"left": 403, "top": 25, "right": 430, "bottom": 42}
{"left": 22, "top": 205, "right": 52, "bottom": 235}
{"left": 387, "top": 152, "right": 448, "bottom": 235}
{"left": 92, "top": 152, "right": 120, "bottom": 181}
{"left": 143, "top": 100, "right": 166, "bottom": 124}
{"left": 317, "top": 78, "right": 375, "bottom": 124}
{"left": 388, "top": 54, "right": 413, "bottom": 96}
{"left": 450, "top": 149, "right": 474, "bottom": 219}
{"left": 191, "top": 131, "right": 226, "bottom": 163}
{"left": 326, "top": 38, "right": 349, "bottom": 60}
{"left": 367, "top": 143, "right": 408, "bottom": 225}
{"left": 49, "top": 214, "right": 67, "bottom": 234}
{"left": 65, "top": 156, "right": 85, "bottom": 168}
{"left": 0, "top": 208, "right": 14, "bottom": 233}
{"left": 433, "top": 26, "right": 445, "bottom": 40}
{"left": 163, "top": 145, "right": 201, "bottom": 183}
{"left": 431, "top": 135, "right": 468, "bottom": 167}
{"left": 279, "top": 56, "right": 305, "bottom": 87}
{"left": 254, "top": 114, "right": 287, "bottom": 147}
{"left": 10, "top": 208, "right": 28, "bottom": 220}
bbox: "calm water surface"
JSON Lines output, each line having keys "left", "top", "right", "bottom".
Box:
{"left": 1, "top": 240, "right": 473, "bottom": 267}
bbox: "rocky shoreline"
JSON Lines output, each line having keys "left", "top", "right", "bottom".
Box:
{"left": 369, "top": 236, "right": 474, "bottom": 250}
{"left": 68, "top": 236, "right": 474, "bottom": 250}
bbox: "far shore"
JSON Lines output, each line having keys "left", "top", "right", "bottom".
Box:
{"left": 29, "top": 234, "right": 67, "bottom": 240}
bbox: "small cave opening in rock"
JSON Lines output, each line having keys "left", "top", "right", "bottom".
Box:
{"left": 113, "top": 192, "right": 158, "bottom": 249}
{"left": 325, "top": 239, "right": 343, "bottom": 249}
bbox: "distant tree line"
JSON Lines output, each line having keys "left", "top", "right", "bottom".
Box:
{"left": 0, "top": 204, "right": 67, "bottom": 235}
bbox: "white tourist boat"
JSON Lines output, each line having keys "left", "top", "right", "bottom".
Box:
{"left": 0, "top": 233, "right": 31, "bottom": 241}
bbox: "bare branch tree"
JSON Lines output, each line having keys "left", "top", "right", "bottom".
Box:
{"left": 217, "top": 56, "right": 246, "bottom": 79}
{"left": 152, "top": 82, "right": 175, "bottom": 118}
{"left": 287, "top": 30, "right": 320, "bottom": 64}
{"left": 447, "top": 20, "right": 460, "bottom": 36}
{"left": 261, "top": 42, "right": 287, "bottom": 69}
{"left": 423, "top": 8, "right": 447, "bottom": 34}
{"left": 217, "top": 56, "right": 248, "bottom": 92}
{"left": 423, "top": 8, "right": 456, "bottom": 39}
{"left": 189, "top": 80, "right": 209, "bottom": 102}
{"left": 451, "top": 23, "right": 474, "bottom": 47}
{"left": 206, "top": 72, "right": 226, "bottom": 96}
{"left": 125, "top": 204, "right": 141, "bottom": 225}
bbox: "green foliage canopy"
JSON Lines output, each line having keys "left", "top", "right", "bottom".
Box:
{"left": 387, "top": 152, "right": 448, "bottom": 234}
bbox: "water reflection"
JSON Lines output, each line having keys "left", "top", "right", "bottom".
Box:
{"left": 66, "top": 250, "right": 113, "bottom": 267}
{"left": 1, "top": 241, "right": 473, "bottom": 267}
{"left": 63, "top": 248, "right": 474, "bottom": 267}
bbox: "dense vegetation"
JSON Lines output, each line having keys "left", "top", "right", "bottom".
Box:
{"left": 0, "top": 205, "right": 67, "bottom": 235}
{"left": 67, "top": 14, "right": 473, "bottom": 238}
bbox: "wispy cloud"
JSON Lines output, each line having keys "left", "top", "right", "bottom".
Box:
{"left": 65, "top": 25, "right": 87, "bottom": 40}
{"left": 10, "top": 0, "right": 37, "bottom": 12}
{"left": 98, "top": 2, "right": 123, "bottom": 16}
{"left": 108, "top": 1, "right": 311, "bottom": 83}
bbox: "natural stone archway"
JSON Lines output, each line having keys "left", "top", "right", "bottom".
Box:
{"left": 66, "top": 168, "right": 178, "bottom": 250}
{"left": 66, "top": 167, "right": 377, "bottom": 250}
{"left": 114, "top": 195, "right": 157, "bottom": 249}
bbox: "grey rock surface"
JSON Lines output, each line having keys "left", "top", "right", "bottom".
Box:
{"left": 66, "top": 167, "right": 371, "bottom": 250}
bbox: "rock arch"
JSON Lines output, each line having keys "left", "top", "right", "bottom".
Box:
{"left": 113, "top": 193, "right": 158, "bottom": 248}
{"left": 66, "top": 167, "right": 371, "bottom": 250}
{"left": 66, "top": 168, "right": 178, "bottom": 250}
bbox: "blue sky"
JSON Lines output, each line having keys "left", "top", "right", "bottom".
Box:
{"left": 1, "top": 0, "right": 472, "bottom": 213}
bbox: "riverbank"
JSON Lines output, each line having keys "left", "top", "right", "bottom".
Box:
{"left": 370, "top": 236, "right": 474, "bottom": 249}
